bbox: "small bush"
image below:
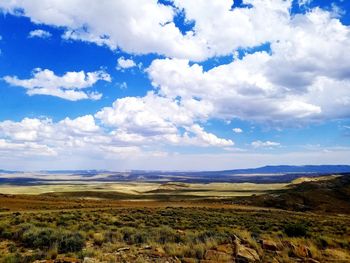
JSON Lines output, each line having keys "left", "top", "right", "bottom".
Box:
{"left": 283, "top": 222, "right": 308, "bottom": 237}
{"left": 58, "top": 231, "right": 85, "bottom": 253}
{"left": 22, "top": 228, "right": 57, "bottom": 249}
{"left": 0, "top": 222, "right": 12, "bottom": 239}
{"left": 93, "top": 233, "right": 104, "bottom": 246}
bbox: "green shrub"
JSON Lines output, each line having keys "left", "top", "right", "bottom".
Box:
{"left": 21, "top": 226, "right": 84, "bottom": 253}
{"left": 120, "top": 227, "right": 136, "bottom": 244}
{"left": 92, "top": 233, "right": 104, "bottom": 246}
{"left": 58, "top": 231, "right": 85, "bottom": 253}
{"left": 156, "top": 226, "right": 178, "bottom": 244}
{"left": 0, "top": 222, "right": 12, "bottom": 239}
{"left": 22, "top": 227, "right": 57, "bottom": 249}
{"left": 283, "top": 222, "right": 308, "bottom": 237}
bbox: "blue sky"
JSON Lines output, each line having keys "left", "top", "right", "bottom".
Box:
{"left": 0, "top": 0, "right": 349, "bottom": 170}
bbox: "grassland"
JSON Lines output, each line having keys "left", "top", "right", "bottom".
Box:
{"left": 0, "top": 181, "right": 287, "bottom": 197}
{"left": 0, "top": 200, "right": 349, "bottom": 262}
{"left": 0, "top": 175, "right": 349, "bottom": 262}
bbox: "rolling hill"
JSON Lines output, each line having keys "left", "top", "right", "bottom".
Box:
{"left": 233, "top": 174, "right": 350, "bottom": 213}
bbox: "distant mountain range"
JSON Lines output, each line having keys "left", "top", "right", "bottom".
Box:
{"left": 2, "top": 165, "right": 349, "bottom": 175}
{"left": 220, "top": 165, "right": 350, "bottom": 174}
{"left": 0, "top": 165, "right": 350, "bottom": 184}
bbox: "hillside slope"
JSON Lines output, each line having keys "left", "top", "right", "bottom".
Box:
{"left": 234, "top": 174, "right": 350, "bottom": 214}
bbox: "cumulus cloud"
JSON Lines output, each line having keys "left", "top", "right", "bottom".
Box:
{"left": 28, "top": 29, "right": 52, "bottom": 38}
{"left": 0, "top": 0, "right": 201, "bottom": 60}
{"left": 185, "top": 124, "right": 233, "bottom": 147}
{"left": 147, "top": 7, "right": 350, "bottom": 125}
{"left": 0, "top": 116, "right": 104, "bottom": 157}
{"left": 148, "top": 56, "right": 321, "bottom": 124}
{"left": 116, "top": 57, "right": 137, "bottom": 70}
{"left": 3, "top": 68, "right": 111, "bottom": 101}
{"left": 0, "top": 108, "right": 234, "bottom": 162}
{"left": 251, "top": 140, "right": 281, "bottom": 148}
{"left": 95, "top": 92, "right": 229, "bottom": 147}
{"left": 0, "top": 0, "right": 295, "bottom": 61}
{"left": 232, "top": 128, "right": 243, "bottom": 133}
{"left": 0, "top": 139, "right": 56, "bottom": 157}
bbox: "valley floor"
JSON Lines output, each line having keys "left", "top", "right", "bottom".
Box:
{"left": 0, "top": 194, "right": 349, "bottom": 263}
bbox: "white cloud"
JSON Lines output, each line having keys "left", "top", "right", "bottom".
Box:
{"left": 148, "top": 56, "right": 321, "bottom": 125}
{"left": 298, "top": 0, "right": 313, "bottom": 7}
{"left": 0, "top": 111, "right": 234, "bottom": 165}
{"left": 59, "top": 115, "right": 99, "bottom": 134}
{"left": 0, "top": 0, "right": 202, "bottom": 60}
{"left": 185, "top": 124, "right": 233, "bottom": 147}
{"left": 251, "top": 140, "right": 281, "bottom": 148}
{"left": 0, "top": 118, "right": 53, "bottom": 142}
{"left": 95, "top": 92, "right": 229, "bottom": 147}
{"left": 0, "top": 139, "right": 56, "bottom": 157}
{"left": 3, "top": 68, "right": 111, "bottom": 101}
{"left": 0, "top": 141, "right": 349, "bottom": 171}
{"left": 118, "top": 82, "right": 128, "bottom": 90}
{"left": 232, "top": 128, "right": 243, "bottom": 133}
{"left": 28, "top": 29, "right": 52, "bottom": 38}
{"left": 0, "top": 0, "right": 295, "bottom": 61}
{"left": 147, "top": 8, "right": 350, "bottom": 125}
{"left": 117, "top": 57, "right": 136, "bottom": 70}
{"left": 96, "top": 94, "right": 179, "bottom": 136}
{"left": 0, "top": 98, "right": 233, "bottom": 163}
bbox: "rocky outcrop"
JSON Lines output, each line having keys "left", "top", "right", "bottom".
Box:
{"left": 261, "top": 239, "right": 279, "bottom": 251}
{"left": 199, "top": 236, "right": 260, "bottom": 263}
{"left": 233, "top": 236, "right": 260, "bottom": 263}
{"left": 283, "top": 241, "right": 312, "bottom": 258}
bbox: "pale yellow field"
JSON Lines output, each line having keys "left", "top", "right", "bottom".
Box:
{"left": 0, "top": 182, "right": 288, "bottom": 197}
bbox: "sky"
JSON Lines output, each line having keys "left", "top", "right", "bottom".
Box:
{"left": 0, "top": 0, "right": 350, "bottom": 171}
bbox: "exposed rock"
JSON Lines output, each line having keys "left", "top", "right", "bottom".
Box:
{"left": 117, "top": 246, "right": 130, "bottom": 252}
{"left": 233, "top": 236, "right": 260, "bottom": 263}
{"left": 290, "top": 244, "right": 311, "bottom": 258}
{"left": 216, "top": 243, "right": 233, "bottom": 254}
{"left": 142, "top": 245, "right": 152, "bottom": 250}
{"left": 261, "top": 239, "right": 279, "bottom": 251}
{"left": 235, "top": 246, "right": 260, "bottom": 263}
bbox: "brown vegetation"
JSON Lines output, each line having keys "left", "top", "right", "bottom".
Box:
{"left": 0, "top": 196, "right": 349, "bottom": 262}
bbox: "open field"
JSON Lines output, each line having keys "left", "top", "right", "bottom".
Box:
{"left": 0, "top": 174, "right": 349, "bottom": 262}
{"left": 0, "top": 182, "right": 287, "bottom": 197}
{"left": 0, "top": 196, "right": 349, "bottom": 262}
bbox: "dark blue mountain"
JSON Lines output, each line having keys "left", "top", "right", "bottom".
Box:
{"left": 218, "top": 165, "right": 350, "bottom": 174}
